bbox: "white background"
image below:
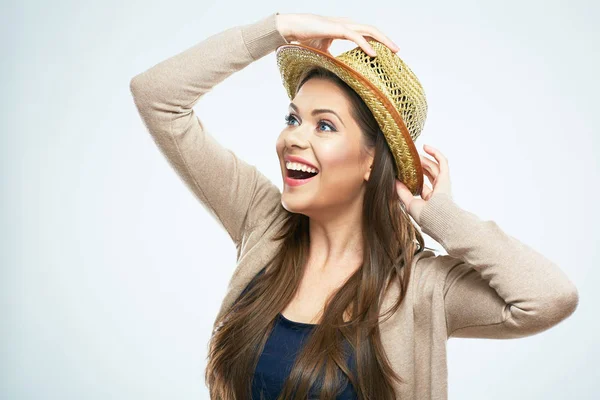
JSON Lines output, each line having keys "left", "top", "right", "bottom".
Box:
{"left": 2, "top": 0, "right": 598, "bottom": 398}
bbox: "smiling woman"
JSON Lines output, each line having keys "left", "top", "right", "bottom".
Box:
{"left": 263, "top": 63, "right": 434, "bottom": 398}
{"left": 130, "top": 11, "right": 579, "bottom": 400}
{"left": 276, "top": 72, "right": 378, "bottom": 216}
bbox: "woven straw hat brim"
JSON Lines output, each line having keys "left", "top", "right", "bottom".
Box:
{"left": 275, "top": 41, "right": 424, "bottom": 196}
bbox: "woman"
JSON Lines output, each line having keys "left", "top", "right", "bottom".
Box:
{"left": 129, "top": 12, "right": 579, "bottom": 400}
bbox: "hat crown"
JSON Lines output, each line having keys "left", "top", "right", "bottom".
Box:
{"left": 336, "top": 40, "right": 428, "bottom": 142}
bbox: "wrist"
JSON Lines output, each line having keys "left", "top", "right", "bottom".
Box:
{"left": 275, "top": 13, "right": 293, "bottom": 42}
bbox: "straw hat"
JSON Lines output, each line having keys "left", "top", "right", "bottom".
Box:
{"left": 275, "top": 39, "right": 427, "bottom": 196}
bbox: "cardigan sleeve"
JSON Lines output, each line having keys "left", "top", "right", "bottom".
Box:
{"left": 129, "top": 13, "right": 289, "bottom": 247}
{"left": 417, "top": 191, "right": 579, "bottom": 339}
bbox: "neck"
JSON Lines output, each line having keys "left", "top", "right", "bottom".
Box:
{"left": 306, "top": 200, "right": 364, "bottom": 273}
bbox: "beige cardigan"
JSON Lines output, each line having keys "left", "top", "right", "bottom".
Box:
{"left": 129, "top": 12, "right": 579, "bottom": 400}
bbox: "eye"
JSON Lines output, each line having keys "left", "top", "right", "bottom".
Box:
{"left": 284, "top": 113, "right": 299, "bottom": 126}
{"left": 317, "top": 121, "right": 335, "bottom": 132}
{"left": 284, "top": 113, "right": 337, "bottom": 132}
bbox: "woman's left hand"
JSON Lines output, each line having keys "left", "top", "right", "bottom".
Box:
{"left": 395, "top": 144, "right": 453, "bottom": 225}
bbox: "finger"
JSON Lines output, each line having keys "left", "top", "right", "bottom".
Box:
{"left": 348, "top": 23, "right": 400, "bottom": 52}
{"left": 342, "top": 28, "right": 377, "bottom": 56}
{"left": 421, "top": 182, "right": 433, "bottom": 200}
{"left": 421, "top": 165, "right": 438, "bottom": 201}
{"left": 395, "top": 179, "right": 415, "bottom": 209}
{"left": 423, "top": 144, "right": 448, "bottom": 176}
{"left": 310, "top": 38, "right": 333, "bottom": 54}
{"left": 420, "top": 155, "right": 439, "bottom": 177}
{"left": 395, "top": 179, "right": 410, "bottom": 199}
{"left": 422, "top": 162, "right": 437, "bottom": 186}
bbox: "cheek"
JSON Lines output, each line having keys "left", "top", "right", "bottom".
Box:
{"left": 275, "top": 134, "right": 284, "bottom": 153}
{"left": 319, "top": 142, "right": 361, "bottom": 176}
{"left": 275, "top": 136, "right": 285, "bottom": 166}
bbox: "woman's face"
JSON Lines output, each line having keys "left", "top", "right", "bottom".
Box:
{"left": 275, "top": 78, "right": 374, "bottom": 217}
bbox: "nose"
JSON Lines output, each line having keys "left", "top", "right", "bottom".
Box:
{"left": 284, "top": 125, "right": 311, "bottom": 150}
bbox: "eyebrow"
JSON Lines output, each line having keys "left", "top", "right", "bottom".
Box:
{"left": 289, "top": 102, "right": 346, "bottom": 127}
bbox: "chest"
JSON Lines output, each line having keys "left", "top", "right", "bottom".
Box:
{"left": 279, "top": 264, "right": 357, "bottom": 325}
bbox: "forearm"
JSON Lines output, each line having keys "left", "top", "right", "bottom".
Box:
{"left": 129, "top": 12, "right": 289, "bottom": 118}
{"left": 419, "top": 192, "right": 578, "bottom": 337}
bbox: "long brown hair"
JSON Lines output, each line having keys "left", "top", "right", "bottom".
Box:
{"left": 205, "top": 66, "right": 438, "bottom": 399}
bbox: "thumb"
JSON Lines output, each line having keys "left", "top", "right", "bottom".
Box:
{"left": 395, "top": 180, "right": 413, "bottom": 211}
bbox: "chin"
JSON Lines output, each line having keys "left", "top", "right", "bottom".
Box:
{"left": 281, "top": 191, "right": 313, "bottom": 214}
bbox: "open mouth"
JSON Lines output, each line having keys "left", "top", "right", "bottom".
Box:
{"left": 287, "top": 168, "right": 319, "bottom": 180}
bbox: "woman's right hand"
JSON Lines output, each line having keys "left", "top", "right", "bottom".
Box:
{"left": 275, "top": 12, "right": 400, "bottom": 57}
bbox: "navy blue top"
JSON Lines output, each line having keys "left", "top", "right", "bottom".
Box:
{"left": 236, "top": 268, "right": 358, "bottom": 399}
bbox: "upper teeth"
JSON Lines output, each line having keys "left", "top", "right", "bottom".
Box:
{"left": 286, "top": 161, "right": 318, "bottom": 173}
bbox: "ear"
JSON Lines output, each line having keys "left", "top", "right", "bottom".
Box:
{"left": 363, "top": 153, "right": 374, "bottom": 182}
